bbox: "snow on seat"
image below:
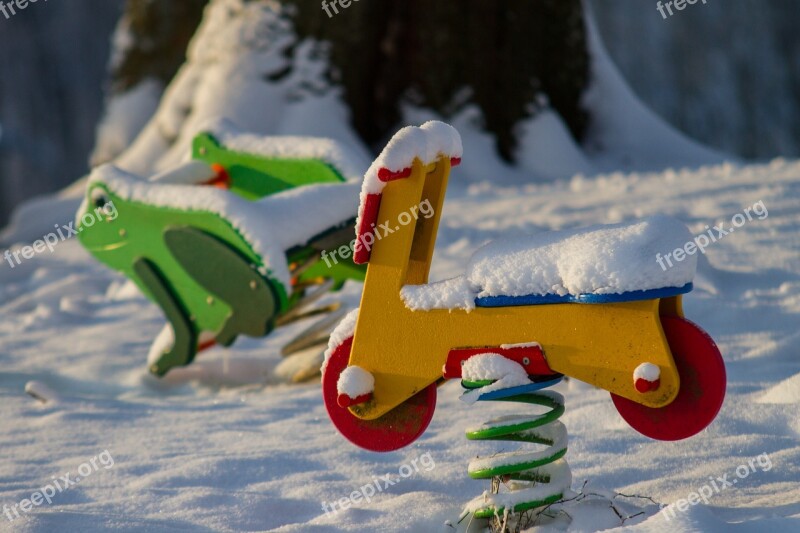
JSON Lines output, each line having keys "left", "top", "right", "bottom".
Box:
{"left": 400, "top": 215, "right": 696, "bottom": 311}
{"left": 468, "top": 215, "right": 696, "bottom": 305}
{"left": 353, "top": 121, "right": 462, "bottom": 264}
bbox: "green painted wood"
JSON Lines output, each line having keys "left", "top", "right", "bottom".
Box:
{"left": 133, "top": 258, "right": 197, "bottom": 376}
{"left": 164, "top": 226, "right": 279, "bottom": 347}
{"left": 192, "top": 133, "right": 346, "bottom": 199}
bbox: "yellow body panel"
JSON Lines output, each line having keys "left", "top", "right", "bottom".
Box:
{"left": 349, "top": 158, "right": 680, "bottom": 420}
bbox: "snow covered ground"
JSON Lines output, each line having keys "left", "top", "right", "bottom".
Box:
{"left": 1, "top": 1, "right": 798, "bottom": 531}
{"left": 1, "top": 154, "right": 799, "bottom": 532}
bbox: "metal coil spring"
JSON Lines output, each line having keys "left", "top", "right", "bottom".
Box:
{"left": 461, "top": 380, "right": 571, "bottom": 522}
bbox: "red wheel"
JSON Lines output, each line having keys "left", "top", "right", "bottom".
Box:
{"left": 322, "top": 337, "right": 437, "bottom": 452}
{"left": 612, "top": 316, "right": 726, "bottom": 441}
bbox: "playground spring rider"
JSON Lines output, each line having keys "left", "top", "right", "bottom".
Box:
{"left": 78, "top": 129, "right": 366, "bottom": 376}
{"left": 322, "top": 121, "right": 727, "bottom": 518}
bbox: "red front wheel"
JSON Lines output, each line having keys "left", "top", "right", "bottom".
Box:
{"left": 322, "top": 337, "right": 437, "bottom": 452}
{"left": 612, "top": 316, "right": 726, "bottom": 441}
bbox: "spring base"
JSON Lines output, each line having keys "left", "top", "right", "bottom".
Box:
{"left": 461, "top": 380, "right": 572, "bottom": 524}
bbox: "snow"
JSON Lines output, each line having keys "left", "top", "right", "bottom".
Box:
{"left": 205, "top": 119, "right": 370, "bottom": 179}
{"left": 91, "top": 79, "right": 164, "bottom": 167}
{"left": 149, "top": 160, "right": 216, "bottom": 185}
{"left": 459, "top": 354, "right": 534, "bottom": 404}
{"left": 580, "top": 2, "right": 731, "bottom": 173}
{"left": 3, "top": 153, "right": 800, "bottom": 532}
{"left": 515, "top": 109, "right": 596, "bottom": 181}
{"left": 359, "top": 121, "right": 462, "bottom": 196}
{"left": 400, "top": 276, "right": 475, "bottom": 312}
{"left": 634, "top": 363, "right": 661, "bottom": 383}
{"left": 336, "top": 366, "right": 374, "bottom": 399}
{"left": 354, "top": 121, "right": 461, "bottom": 243}
{"left": 80, "top": 164, "right": 360, "bottom": 289}
{"left": 461, "top": 353, "right": 530, "bottom": 384}
{"left": 112, "top": 0, "right": 372, "bottom": 179}
{"left": 757, "top": 373, "right": 800, "bottom": 405}
{"left": 468, "top": 215, "right": 695, "bottom": 299}
{"left": 2, "top": 0, "right": 800, "bottom": 530}
{"left": 401, "top": 215, "right": 695, "bottom": 310}
{"left": 322, "top": 307, "right": 359, "bottom": 371}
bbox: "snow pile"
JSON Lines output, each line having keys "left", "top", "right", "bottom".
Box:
{"left": 113, "top": 0, "right": 371, "bottom": 178}
{"left": 401, "top": 215, "right": 695, "bottom": 311}
{"left": 359, "top": 121, "right": 462, "bottom": 195}
{"left": 460, "top": 353, "right": 532, "bottom": 404}
{"left": 146, "top": 325, "right": 215, "bottom": 366}
{"left": 80, "top": 164, "right": 360, "bottom": 288}
{"left": 461, "top": 353, "right": 530, "bottom": 384}
{"left": 336, "top": 365, "right": 374, "bottom": 399}
{"left": 355, "top": 121, "right": 462, "bottom": 245}
{"left": 322, "top": 307, "right": 359, "bottom": 371}
{"left": 205, "top": 119, "right": 370, "bottom": 179}
{"left": 400, "top": 276, "right": 475, "bottom": 312}
{"left": 468, "top": 215, "right": 695, "bottom": 298}
{"left": 634, "top": 362, "right": 661, "bottom": 383}
{"left": 579, "top": 3, "right": 729, "bottom": 172}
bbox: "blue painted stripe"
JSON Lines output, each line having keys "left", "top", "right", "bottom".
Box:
{"left": 474, "top": 282, "right": 693, "bottom": 308}
{"left": 472, "top": 377, "right": 565, "bottom": 401}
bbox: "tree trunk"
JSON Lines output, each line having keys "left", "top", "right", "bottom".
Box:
{"left": 289, "top": 0, "right": 590, "bottom": 161}
{"left": 102, "top": 0, "right": 590, "bottom": 164}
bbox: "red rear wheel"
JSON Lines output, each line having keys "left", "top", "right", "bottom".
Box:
{"left": 322, "top": 337, "right": 437, "bottom": 452}
{"left": 612, "top": 316, "right": 726, "bottom": 441}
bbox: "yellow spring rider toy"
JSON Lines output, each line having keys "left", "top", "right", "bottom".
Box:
{"left": 322, "top": 121, "right": 726, "bottom": 519}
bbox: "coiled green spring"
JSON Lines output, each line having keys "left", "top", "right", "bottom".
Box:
{"left": 462, "top": 380, "right": 571, "bottom": 521}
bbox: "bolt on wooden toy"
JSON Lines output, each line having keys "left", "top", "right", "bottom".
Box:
{"left": 78, "top": 127, "right": 366, "bottom": 377}
{"left": 322, "top": 121, "right": 726, "bottom": 520}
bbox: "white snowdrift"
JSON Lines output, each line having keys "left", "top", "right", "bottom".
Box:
{"left": 580, "top": 2, "right": 730, "bottom": 172}
{"left": 1, "top": 157, "right": 798, "bottom": 533}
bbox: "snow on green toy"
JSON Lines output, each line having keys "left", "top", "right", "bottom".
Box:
{"left": 78, "top": 126, "right": 367, "bottom": 377}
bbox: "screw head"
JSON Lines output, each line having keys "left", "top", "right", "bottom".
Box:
{"left": 249, "top": 280, "right": 258, "bottom": 290}
{"left": 522, "top": 357, "right": 530, "bottom": 366}
{"left": 206, "top": 296, "right": 215, "bottom": 305}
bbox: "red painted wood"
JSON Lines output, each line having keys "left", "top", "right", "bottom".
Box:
{"left": 197, "top": 339, "right": 216, "bottom": 353}
{"left": 635, "top": 377, "right": 661, "bottom": 393}
{"left": 612, "top": 316, "right": 726, "bottom": 441}
{"left": 206, "top": 163, "right": 231, "bottom": 190}
{"left": 322, "top": 336, "right": 437, "bottom": 452}
{"left": 337, "top": 392, "right": 373, "bottom": 408}
{"left": 354, "top": 193, "right": 382, "bottom": 264}
{"left": 378, "top": 166, "right": 412, "bottom": 182}
{"left": 442, "top": 345, "right": 554, "bottom": 379}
